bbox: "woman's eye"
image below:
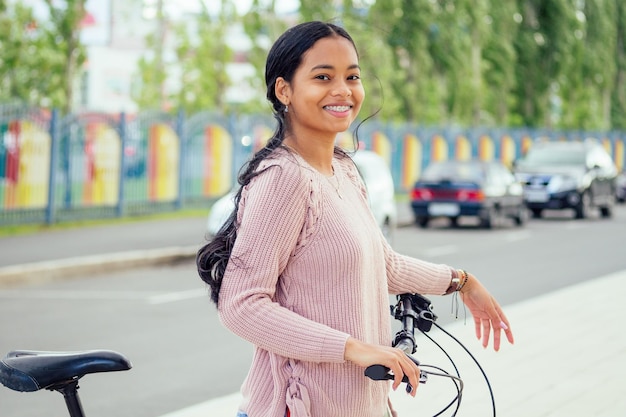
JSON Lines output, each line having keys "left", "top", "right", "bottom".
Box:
{"left": 348, "top": 75, "right": 361, "bottom": 81}
{"left": 315, "top": 74, "right": 330, "bottom": 80}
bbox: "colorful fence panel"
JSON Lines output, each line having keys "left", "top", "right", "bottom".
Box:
{"left": 0, "top": 120, "right": 50, "bottom": 210}
{"left": 1, "top": 105, "right": 625, "bottom": 226}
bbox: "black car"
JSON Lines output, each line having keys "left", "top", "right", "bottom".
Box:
{"left": 513, "top": 140, "right": 618, "bottom": 219}
{"left": 410, "top": 159, "right": 526, "bottom": 229}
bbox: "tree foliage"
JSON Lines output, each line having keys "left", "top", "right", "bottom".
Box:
{"left": 172, "top": 0, "right": 234, "bottom": 113}
{"left": 0, "top": 0, "right": 86, "bottom": 113}
{"left": 2, "top": 0, "right": 626, "bottom": 131}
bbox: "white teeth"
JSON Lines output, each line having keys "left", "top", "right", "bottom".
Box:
{"left": 325, "top": 105, "right": 350, "bottom": 112}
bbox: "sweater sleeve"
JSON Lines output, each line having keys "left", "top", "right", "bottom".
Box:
{"left": 217, "top": 158, "right": 349, "bottom": 364}
{"left": 383, "top": 237, "right": 452, "bottom": 295}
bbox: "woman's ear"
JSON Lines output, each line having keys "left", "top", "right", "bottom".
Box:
{"left": 275, "top": 77, "right": 291, "bottom": 107}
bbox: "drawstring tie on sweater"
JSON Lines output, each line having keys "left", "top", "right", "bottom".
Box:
{"left": 286, "top": 376, "right": 311, "bottom": 417}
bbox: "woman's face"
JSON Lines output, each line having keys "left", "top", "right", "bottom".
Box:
{"left": 277, "top": 35, "right": 364, "bottom": 143}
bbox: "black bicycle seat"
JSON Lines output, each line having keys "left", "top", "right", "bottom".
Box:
{"left": 0, "top": 349, "right": 132, "bottom": 392}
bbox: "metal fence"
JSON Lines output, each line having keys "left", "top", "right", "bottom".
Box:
{"left": 1, "top": 103, "right": 625, "bottom": 226}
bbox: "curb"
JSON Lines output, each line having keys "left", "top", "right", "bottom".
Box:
{"left": 0, "top": 245, "right": 199, "bottom": 288}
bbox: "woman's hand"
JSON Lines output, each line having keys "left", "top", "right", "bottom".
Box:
{"left": 344, "top": 337, "right": 421, "bottom": 396}
{"left": 460, "top": 273, "right": 515, "bottom": 351}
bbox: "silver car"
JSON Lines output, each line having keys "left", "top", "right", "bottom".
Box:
{"left": 207, "top": 150, "right": 397, "bottom": 242}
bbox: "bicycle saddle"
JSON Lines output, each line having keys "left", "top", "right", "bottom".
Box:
{"left": 0, "top": 350, "right": 132, "bottom": 392}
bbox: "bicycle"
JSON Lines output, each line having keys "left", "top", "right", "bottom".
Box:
{"left": 365, "top": 293, "right": 496, "bottom": 417}
{"left": 1, "top": 294, "right": 494, "bottom": 417}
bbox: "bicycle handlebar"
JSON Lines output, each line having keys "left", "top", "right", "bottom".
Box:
{"left": 364, "top": 293, "right": 437, "bottom": 390}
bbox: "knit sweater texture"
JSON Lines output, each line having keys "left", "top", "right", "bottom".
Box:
{"left": 218, "top": 148, "right": 452, "bottom": 417}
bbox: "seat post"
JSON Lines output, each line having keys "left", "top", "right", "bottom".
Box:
{"left": 53, "top": 380, "right": 86, "bottom": 417}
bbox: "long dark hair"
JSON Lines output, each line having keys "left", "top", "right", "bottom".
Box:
{"left": 196, "top": 21, "right": 359, "bottom": 306}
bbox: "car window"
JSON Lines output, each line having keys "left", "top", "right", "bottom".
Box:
{"left": 521, "top": 145, "right": 586, "bottom": 166}
{"left": 422, "top": 161, "right": 485, "bottom": 182}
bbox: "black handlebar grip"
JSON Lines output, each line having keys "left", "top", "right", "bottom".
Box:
{"left": 364, "top": 364, "right": 392, "bottom": 381}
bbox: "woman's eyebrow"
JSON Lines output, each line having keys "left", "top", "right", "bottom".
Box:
{"left": 310, "top": 63, "right": 361, "bottom": 72}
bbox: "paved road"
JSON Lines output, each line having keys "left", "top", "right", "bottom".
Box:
{"left": 0, "top": 216, "right": 208, "bottom": 267}
{"left": 1, "top": 203, "right": 625, "bottom": 417}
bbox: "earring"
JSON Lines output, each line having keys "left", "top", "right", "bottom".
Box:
{"left": 284, "top": 105, "right": 289, "bottom": 113}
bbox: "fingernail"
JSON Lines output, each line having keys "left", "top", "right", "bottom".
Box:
{"left": 500, "top": 321, "right": 508, "bottom": 330}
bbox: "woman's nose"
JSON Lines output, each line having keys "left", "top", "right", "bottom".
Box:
{"left": 331, "top": 80, "right": 352, "bottom": 97}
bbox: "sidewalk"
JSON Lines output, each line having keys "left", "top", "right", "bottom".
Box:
{"left": 0, "top": 215, "right": 207, "bottom": 287}
{"left": 160, "top": 269, "right": 626, "bottom": 417}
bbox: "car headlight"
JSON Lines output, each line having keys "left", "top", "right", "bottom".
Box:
{"left": 547, "top": 175, "right": 578, "bottom": 193}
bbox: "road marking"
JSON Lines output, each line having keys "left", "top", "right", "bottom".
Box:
{"left": 504, "top": 230, "right": 532, "bottom": 242}
{"left": 423, "top": 245, "right": 458, "bottom": 257}
{"left": 148, "top": 288, "right": 207, "bottom": 305}
{"left": 564, "top": 222, "right": 588, "bottom": 230}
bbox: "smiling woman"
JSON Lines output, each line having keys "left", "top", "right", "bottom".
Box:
{"left": 196, "top": 21, "right": 514, "bottom": 417}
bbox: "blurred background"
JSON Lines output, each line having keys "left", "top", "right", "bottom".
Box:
{"left": 1, "top": 0, "right": 625, "bottom": 226}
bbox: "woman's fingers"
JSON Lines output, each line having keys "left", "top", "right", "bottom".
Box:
{"left": 389, "top": 350, "right": 420, "bottom": 396}
{"left": 463, "top": 277, "right": 515, "bottom": 351}
{"left": 345, "top": 338, "right": 420, "bottom": 395}
{"left": 482, "top": 318, "right": 492, "bottom": 348}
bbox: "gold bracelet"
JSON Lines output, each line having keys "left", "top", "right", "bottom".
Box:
{"left": 443, "top": 268, "right": 460, "bottom": 295}
{"left": 457, "top": 269, "right": 469, "bottom": 292}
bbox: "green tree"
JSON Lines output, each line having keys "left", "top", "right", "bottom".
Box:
{"left": 427, "top": 0, "right": 484, "bottom": 125}
{"left": 172, "top": 0, "right": 234, "bottom": 113}
{"left": 611, "top": 0, "right": 626, "bottom": 129}
{"left": 482, "top": 0, "right": 519, "bottom": 126}
{"left": 42, "top": 0, "right": 87, "bottom": 114}
{"left": 370, "top": 0, "right": 442, "bottom": 123}
{"left": 134, "top": 0, "right": 168, "bottom": 110}
{"left": 0, "top": 0, "right": 85, "bottom": 112}
{"left": 512, "top": 0, "right": 579, "bottom": 127}
{"left": 240, "top": 0, "right": 290, "bottom": 114}
{"left": 0, "top": 2, "right": 42, "bottom": 103}
{"left": 559, "top": 0, "right": 617, "bottom": 130}
{"left": 299, "top": 0, "right": 336, "bottom": 21}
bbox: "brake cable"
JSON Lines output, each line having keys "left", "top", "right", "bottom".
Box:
{"left": 365, "top": 293, "right": 496, "bottom": 417}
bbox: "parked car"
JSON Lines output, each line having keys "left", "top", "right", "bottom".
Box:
{"left": 616, "top": 171, "right": 626, "bottom": 203}
{"left": 410, "top": 159, "right": 526, "bottom": 229}
{"left": 207, "top": 150, "right": 398, "bottom": 242}
{"left": 513, "top": 140, "right": 618, "bottom": 219}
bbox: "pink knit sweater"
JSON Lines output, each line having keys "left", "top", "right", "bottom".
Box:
{"left": 218, "top": 148, "right": 452, "bottom": 417}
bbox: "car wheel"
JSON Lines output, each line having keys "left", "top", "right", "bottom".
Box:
{"left": 599, "top": 195, "right": 614, "bottom": 218}
{"left": 416, "top": 216, "right": 429, "bottom": 228}
{"left": 531, "top": 208, "right": 542, "bottom": 218}
{"left": 479, "top": 209, "right": 494, "bottom": 229}
{"left": 513, "top": 206, "right": 527, "bottom": 226}
{"left": 574, "top": 191, "right": 591, "bottom": 219}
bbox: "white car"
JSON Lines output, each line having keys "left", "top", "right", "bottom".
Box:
{"left": 207, "top": 150, "right": 397, "bottom": 242}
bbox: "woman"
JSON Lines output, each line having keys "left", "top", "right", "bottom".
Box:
{"left": 197, "top": 21, "right": 514, "bottom": 417}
